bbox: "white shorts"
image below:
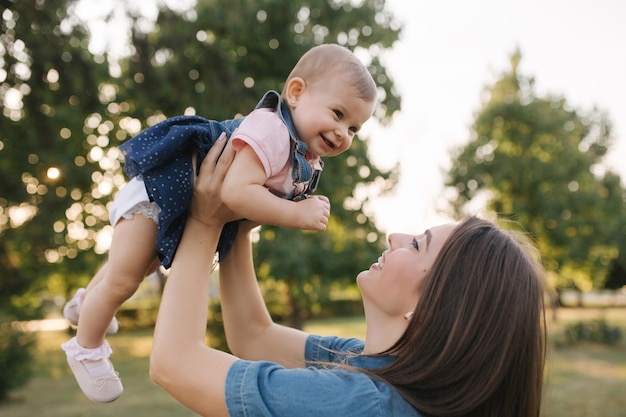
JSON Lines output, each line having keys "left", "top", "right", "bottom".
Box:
{"left": 109, "top": 177, "right": 160, "bottom": 227}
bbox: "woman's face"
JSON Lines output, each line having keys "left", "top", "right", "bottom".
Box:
{"left": 357, "top": 222, "right": 457, "bottom": 319}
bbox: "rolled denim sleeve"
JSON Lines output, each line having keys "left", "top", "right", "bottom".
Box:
{"left": 225, "top": 359, "right": 384, "bottom": 417}
{"left": 304, "top": 334, "right": 365, "bottom": 366}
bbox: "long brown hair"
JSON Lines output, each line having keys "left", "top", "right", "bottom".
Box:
{"left": 371, "top": 216, "right": 547, "bottom": 417}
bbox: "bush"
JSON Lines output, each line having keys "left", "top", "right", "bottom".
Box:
{"left": 0, "top": 317, "right": 36, "bottom": 401}
{"left": 563, "top": 318, "right": 623, "bottom": 346}
{"left": 206, "top": 300, "right": 228, "bottom": 351}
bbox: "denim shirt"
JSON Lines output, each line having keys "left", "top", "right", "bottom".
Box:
{"left": 225, "top": 335, "right": 423, "bottom": 417}
{"left": 119, "top": 91, "right": 321, "bottom": 267}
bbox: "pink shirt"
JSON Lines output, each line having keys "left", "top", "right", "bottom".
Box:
{"left": 231, "top": 108, "right": 322, "bottom": 197}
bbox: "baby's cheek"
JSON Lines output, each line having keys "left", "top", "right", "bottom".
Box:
{"left": 336, "top": 143, "right": 352, "bottom": 154}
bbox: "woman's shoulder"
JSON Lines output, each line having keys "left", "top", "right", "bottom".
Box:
{"left": 305, "top": 334, "right": 365, "bottom": 364}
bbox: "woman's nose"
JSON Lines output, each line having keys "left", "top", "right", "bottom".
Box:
{"left": 388, "top": 233, "right": 410, "bottom": 250}
{"left": 388, "top": 233, "right": 400, "bottom": 249}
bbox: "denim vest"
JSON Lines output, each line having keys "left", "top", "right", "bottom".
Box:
{"left": 120, "top": 90, "right": 322, "bottom": 267}
{"left": 255, "top": 90, "right": 323, "bottom": 199}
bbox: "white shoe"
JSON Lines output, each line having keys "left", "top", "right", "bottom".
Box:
{"left": 63, "top": 288, "right": 119, "bottom": 334}
{"left": 62, "top": 337, "right": 123, "bottom": 403}
{"left": 66, "top": 357, "right": 123, "bottom": 403}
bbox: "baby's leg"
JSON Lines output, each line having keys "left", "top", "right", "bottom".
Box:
{"left": 85, "top": 263, "right": 107, "bottom": 293}
{"left": 76, "top": 214, "right": 157, "bottom": 349}
{"left": 83, "top": 255, "right": 160, "bottom": 294}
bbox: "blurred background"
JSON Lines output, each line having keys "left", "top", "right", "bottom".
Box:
{"left": 1, "top": 0, "right": 625, "bottom": 416}
{"left": 367, "top": 0, "right": 626, "bottom": 233}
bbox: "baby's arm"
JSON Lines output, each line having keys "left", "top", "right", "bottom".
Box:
{"left": 221, "top": 144, "right": 330, "bottom": 231}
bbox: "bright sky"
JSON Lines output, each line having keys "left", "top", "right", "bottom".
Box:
{"left": 365, "top": 0, "right": 626, "bottom": 235}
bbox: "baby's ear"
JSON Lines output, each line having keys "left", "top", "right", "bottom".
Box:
{"left": 285, "top": 77, "right": 306, "bottom": 105}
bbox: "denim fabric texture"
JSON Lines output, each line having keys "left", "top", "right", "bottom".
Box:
{"left": 224, "top": 335, "right": 423, "bottom": 417}
{"left": 120, "top": 91, "right": 322, "bottom": 267}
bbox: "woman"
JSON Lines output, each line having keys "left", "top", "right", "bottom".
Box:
{"left": 150, "top": 137, "right": 547, "bottom": 417}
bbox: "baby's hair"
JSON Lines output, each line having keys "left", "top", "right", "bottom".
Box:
{"left": 282, "top": 44, "right": 377, "bottom": 102}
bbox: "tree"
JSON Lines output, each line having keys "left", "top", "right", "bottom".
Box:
{"left": 604, "top": 259, "right": 626, "bottom": 291}
{"left": 443, "top": 49, "right": 626, "bottom": 293}
{"left": 1, "top": 0, "right": 401, "bottom": 327}
{"left": 0, "top": 0, "right": 109, "bottom": 399}
{"left": 0, "top": 0, "right": 111, "bottom": 318}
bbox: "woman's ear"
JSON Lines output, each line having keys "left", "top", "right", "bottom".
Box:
{"left": 285, "top": 77, "right": 306, "bottom": 106}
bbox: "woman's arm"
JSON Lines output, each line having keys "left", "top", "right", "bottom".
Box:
{"left": 150, "top": 137, "right": 237, "bottom": 417}
{"left": 218, "top": 222, "right": 310, "bottom": 368}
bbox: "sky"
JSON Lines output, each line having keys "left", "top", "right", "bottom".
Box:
{"left": 364, "top": 0, "right": 626, "bottom": 235}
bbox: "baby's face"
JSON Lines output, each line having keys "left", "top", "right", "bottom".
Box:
{"left": 289, "top": 77, "right": 375, "bottom": 159}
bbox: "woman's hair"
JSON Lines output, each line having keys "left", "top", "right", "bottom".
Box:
{"left": 371, "top": 216, "right": 547, "bottom": 417}
{"left": 281, "top": 43, "right": 377, "bottom": 102}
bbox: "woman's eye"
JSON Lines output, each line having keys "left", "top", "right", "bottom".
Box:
{"left": 412, "top": 238, "right": 419, "bottom": 251}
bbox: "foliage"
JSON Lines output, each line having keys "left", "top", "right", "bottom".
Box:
{"left": 604, "top": 259, "right": 626, "bottom": 290}
{"left": 560, "top": 318, "right": 623, "bottom": 346}
{"left": 0, "top": 317, "right": 36, "bottom": 402}
{"left": 0, "top": 0, "right": 112, "bottom": 318}
{"left": 1, "top": 0, "right": 400, "bottom": 330}
{"left": 443, "top": 49, "right": 626, "bottom": 292}
{"left": 206, "top": 300, "right": 228, "bottom": 351}
{"left": 604, "top": 239, "right": 626, "bottom": 290}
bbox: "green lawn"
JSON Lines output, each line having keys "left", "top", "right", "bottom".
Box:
{"left": 1, "top": 309, "right": 625, "bottom": 417}
{"left": 1, "top": 329, "right": 195, "bottom": 417}
{"left": 542, "top": 307, "right": 626, "bottom": 417}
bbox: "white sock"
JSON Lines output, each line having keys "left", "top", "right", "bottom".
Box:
{"left": 61, "top": 336, "right": 114, "bottom": 377}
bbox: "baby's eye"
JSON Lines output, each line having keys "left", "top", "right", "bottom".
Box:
{"left": 333, "top": 109, "right": 344, "bottom": 119}
{"left": 412, "top": 238, "right": 419, "bottom": 251}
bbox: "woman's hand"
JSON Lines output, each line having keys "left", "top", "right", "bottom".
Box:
{"left": 190, "top": 133, "right": 240, "bottom": 228}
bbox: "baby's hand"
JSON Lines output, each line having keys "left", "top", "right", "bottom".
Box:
{"left": 297, "top": 195, "right": 330, "bottom": 231}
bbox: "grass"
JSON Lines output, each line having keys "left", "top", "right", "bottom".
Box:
{"left": 1, "top": 308, "right": 625, "bottom": 417}
{"left": 542, "top": 307, "right": 626, "bottom": 417}
{"left": 543, "top": 344, "right": 626, "bottom": 417}
{"left": 1, "top": 329, "right": 196, "bottom": 417}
